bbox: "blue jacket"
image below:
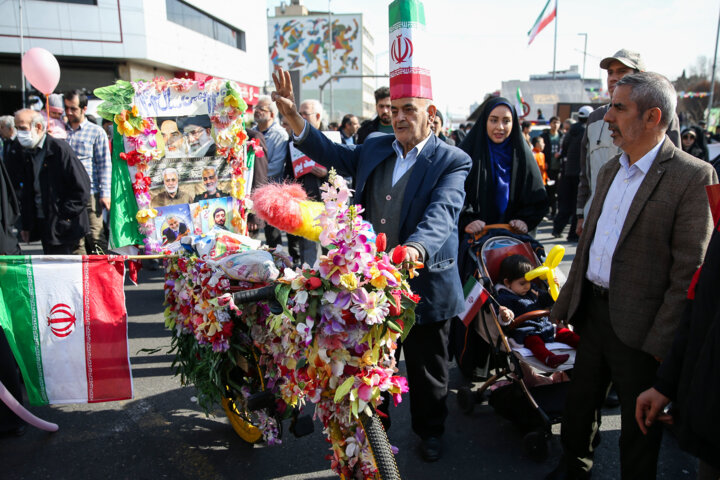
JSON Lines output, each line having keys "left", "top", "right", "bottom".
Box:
{"left": 295, "top": 126, "right": 472, "bottom": 324}
{"left": 496, "top": 286, "right": 555, "bottom": 343}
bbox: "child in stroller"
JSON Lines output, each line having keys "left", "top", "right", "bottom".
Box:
{"left": 495, "top": 254, "right": 579, "bottom": 368}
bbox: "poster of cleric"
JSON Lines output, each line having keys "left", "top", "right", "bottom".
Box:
{"left": 104, "top": 78, "right": 256, "bottom": 252}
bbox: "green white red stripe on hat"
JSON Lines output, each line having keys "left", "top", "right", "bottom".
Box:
{"left": 388, "top": 0, "right": 432, "bottom": 100}
{"left": 527, "top": 0, "right": 556, "bottom": 45}
{"left": 0, "top": 255, "right": 132, "bottom": 406}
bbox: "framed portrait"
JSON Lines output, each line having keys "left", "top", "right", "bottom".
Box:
{"left": 97, "top": 78, "right": 261, "bottom": 253}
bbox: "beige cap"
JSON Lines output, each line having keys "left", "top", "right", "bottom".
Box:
{"left": 600, "top": 49, "right": 646, "bottom": 72}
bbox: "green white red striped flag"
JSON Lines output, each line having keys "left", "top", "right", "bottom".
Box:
{"left": 459, "top": 277, "right": 489, "bottom": 327}
{"left": 388, "top": 0, "right": 432, "bottom": 100}
{"left": 527, "top": 0, "right": 556, "bottom": 45}
{"left": 0, "top": 256, "right": 133, "bottom": 406}
{"left": 516, "top": 87, "right": 525, "bottom": 116}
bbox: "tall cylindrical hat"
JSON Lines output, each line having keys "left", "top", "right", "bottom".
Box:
{"left": 388, "top": 0, "right": 432, "bottom": 100}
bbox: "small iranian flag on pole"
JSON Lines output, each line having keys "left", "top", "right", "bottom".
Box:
{"left": 0, "top": 256, "right": 133, "bottom": 405}
{"left": 516, "top": 87, "right": 526, "bottom": 116}
{"left": 458, "top": 277, "right": 490, "bottom": 327}
{"left": 388, "top": 0, "right": 433, "bottom": 100}
{"left": 527, "top": 0, "right": 557, "bottom": 45}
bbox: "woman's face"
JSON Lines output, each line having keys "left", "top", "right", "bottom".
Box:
{"left": 486, "top": 105, "right": 513, "bottom": 144}
{"left": 681, "top": 132, "right": 696, "bottom": 150}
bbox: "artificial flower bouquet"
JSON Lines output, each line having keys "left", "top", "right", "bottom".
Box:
{"left": 165, "top": 171, "right": 419, "bottom": 478}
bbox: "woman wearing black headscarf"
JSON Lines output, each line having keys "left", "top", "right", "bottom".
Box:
{"left": 458, "top": 97, "right": 547, "bottom": 236}
{"left": 681, "top": 126, "right": 709, "bottom": 162}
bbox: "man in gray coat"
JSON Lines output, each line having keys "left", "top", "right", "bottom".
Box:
{"left": 576, "top": 49, "right": 680, "bottom": 236}
{"left": 547, "top": 72, "right": 717, "bottom": 479}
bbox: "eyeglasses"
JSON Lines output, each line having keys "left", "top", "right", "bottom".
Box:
{"left": 255, "top": 107, "right": 271, "bottom": 113}
{"left": 682, "top": 134, "right": 695, "bottom": 140}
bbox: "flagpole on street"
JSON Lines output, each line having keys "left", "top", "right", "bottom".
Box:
{"left": 707, "top": 3, "right": 719, "bottom": 124}
{"left": 552, "top": 0, "right": 558, "bottom": 79}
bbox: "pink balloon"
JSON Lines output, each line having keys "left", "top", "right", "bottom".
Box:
{"left": 0, "top": 380, "right": 58, "bottom": 432}
{"left": 22, "top": 47, "right": 60, "bottom": 95}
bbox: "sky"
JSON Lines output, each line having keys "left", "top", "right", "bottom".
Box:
{"left": 266, "top": 0, "right": 720, "bottom": 117}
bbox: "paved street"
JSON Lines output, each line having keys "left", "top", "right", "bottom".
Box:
{"left": 0, "top": 221, "right": 698, "bottom": 479}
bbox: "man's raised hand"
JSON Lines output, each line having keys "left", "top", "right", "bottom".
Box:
{"left": 271, "top": 68, "right": 297, "bottom": 118}
{"left": 271, "top": 68, "right": 305, "bottom": 136}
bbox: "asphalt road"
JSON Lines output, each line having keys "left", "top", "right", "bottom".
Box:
{"left": 0, "top": 220, "right": 698, "bottom": 479}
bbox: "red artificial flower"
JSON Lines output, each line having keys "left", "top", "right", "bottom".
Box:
{"left": 376, "top": 233, "right": 387, "bottom": 253}
{"left": 391, "top": 245, "right": 407, "bottom": 264}
{"left": 306, "top": 276, "right": 322, "bottom": 290}
{"left": 388, "top": 291, "right": 402, "bottom": 317}
{"left": 120, "top": 150, "right": 142, "bottom": 167}
{"left": 401, "top": 290, "right": 421, "bottom": 304}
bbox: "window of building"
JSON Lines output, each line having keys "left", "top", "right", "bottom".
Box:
{"left": 40, "top": 0, "right": 97, "bottom": 4}
{"left": 165, "top": 0, "right": 246, "bottom": 51}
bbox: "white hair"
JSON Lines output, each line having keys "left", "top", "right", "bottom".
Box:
{"left": 14, "top": 108, "right": 46, "bottom": 130}
{"left": 0, "top": 115, "right": 14, "bottom": 129}
{"left": 162, "top": 167, "right": 179, "bottom": 178}
{"left": 257, "top": 95, "right": 278, "bottom": 116}
{"left": 301, "top": 99, "right": 325, "bottom": 122}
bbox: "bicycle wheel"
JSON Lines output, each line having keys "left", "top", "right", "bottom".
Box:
{"left": 221, "top": 396, "right": 263, "bottom": 444}
{"left": 359, "top": 411, "right": 401, "bottom": 480}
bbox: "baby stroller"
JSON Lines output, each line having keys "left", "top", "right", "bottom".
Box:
{"left": 455, "top": 228, "right": 574, "bottom": 462}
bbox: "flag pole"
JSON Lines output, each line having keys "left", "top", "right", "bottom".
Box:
{"left": 552, "top": 0, "right": 558, "bottom": 79}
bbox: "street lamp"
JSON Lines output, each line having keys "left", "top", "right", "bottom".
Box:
{"left": 578, "top": 33, "right": 588, "bottom": 101}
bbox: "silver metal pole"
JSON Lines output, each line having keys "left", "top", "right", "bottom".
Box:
{"left": 328, "top": 0, "right": 334, "bottom": 124}
{"left": 707, "top": 4, "right": 720, "bottom": 124}
{"left": 552, "top": 0, "right": 557, "bottom": 79}
{"left": 19, "top": 0, "right": 25, "bottom": 107}
{"left": 578, "top": 32, "right": 587, "bottom": 101}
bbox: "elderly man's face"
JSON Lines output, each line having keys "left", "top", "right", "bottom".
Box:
{"left": 214, "top": 210, "right": 226, "bottom": 226}
{"left": 0, "top": 124, "right": 13, "bottom": 139}
{"left": 161, "top": 121, "right": 183, "bottom": 150}
{"left": 376, "top": 97, "right": 392, "bottom": 125}
{"left": 253, "top": 100, "right": 272, "bottom": 127}
{"left": 167, "top": 217, "right": 179, "bottom": 231}
{"left": 391, "top": 97, "right": 433, "bottom": 150}
{"left": 185, "top": 125, "right": 208, "bottom": 147}
{"left": 603, "top": 85, "right": 645, "bottom": 151}
{"left": 299, "top": 102, "right": 321, "bottom": 129}
{"left": 163, "top": 172, "right": 179, "bottom": 194}
{"left": 202, "top": 169, "right": 218, "bottom": 193}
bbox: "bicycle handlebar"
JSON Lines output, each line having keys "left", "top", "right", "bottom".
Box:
{"left": 232, "top": 284, "right": 277, "bottom": 305}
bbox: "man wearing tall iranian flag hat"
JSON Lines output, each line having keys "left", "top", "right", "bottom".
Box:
{"left": 271, "top": 0, "right": 471, "bottom": 462}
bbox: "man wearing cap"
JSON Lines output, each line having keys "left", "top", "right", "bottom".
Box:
{"left": 64, "top": 90, "right": 112, "bottom": 254}
{"left": 547, "top": 72, "right": 716, "bottom": 479}
{"left": 552, "top": 105, "right": 593, "bottom": 241}
{"left": 271, "top": 1, "right": 471, "bottom": 459}
{"left": 576, "top": 49, "right": 680, "bottom": 237}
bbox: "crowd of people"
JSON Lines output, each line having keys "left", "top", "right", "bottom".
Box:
{"left": 1, "top": 45, "right": 720, "bottom": 480}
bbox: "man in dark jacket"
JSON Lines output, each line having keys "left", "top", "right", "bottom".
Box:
{"left": 541, "top": 116, "right": 563, "bottom": 217}
{"left": 552, "top": 107, "right": 591, "bottom": 241}
{"left": 636, "top": 210, "right": 720, "bottom": 479}
{"left": 13, "top": 109, "right": 89, "bottom": 254}
{"left": 356, "top": 86, "right": 394, "bottom": 144}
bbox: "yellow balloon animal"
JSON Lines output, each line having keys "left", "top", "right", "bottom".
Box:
{"left": 524, "top": 245, "right": 565, "bottom": 300}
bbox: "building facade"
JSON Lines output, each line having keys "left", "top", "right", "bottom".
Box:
{"left": 0, "top": 0, "right": 267, "bottom": 111}
{"left": 268, "top": 4, "right": 376, "bottom": 122}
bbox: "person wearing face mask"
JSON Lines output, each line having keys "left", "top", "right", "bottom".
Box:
{"left": 11, "top": 109, "right": 89, "bottom": 254}
{"left": 458, "top": 96, "right": 547, "bottom": 237}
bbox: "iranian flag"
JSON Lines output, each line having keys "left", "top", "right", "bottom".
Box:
{"left": 458, "top": 277, "right": 490, "bottom": 327}
{"left": 516, "top": 87, "right": 526, "bottom": 117}
{"left": 527, "top": 0, "right": 556, "bottom": 45}
{"left": 0, "top": 256, "right": 133, "bottom": 406}
{"left": 388, "top": 0, "right": 433, "bottom": 100}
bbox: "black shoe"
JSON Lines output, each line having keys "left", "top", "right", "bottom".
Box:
{"left": 551, "top": 232, "right": 563, "bottom": 238}
{"left": 566, "top": 234, "right": 579, "bottom": 242}
{"left": 419, "top": 436, "right": 442, "bottom": 462}
{"left": 13, "top": 425, "right": 26, "bottom": 437}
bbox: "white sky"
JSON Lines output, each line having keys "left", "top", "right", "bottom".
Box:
{"left": 266, "top": 0, "right": 720, "bottom": 116}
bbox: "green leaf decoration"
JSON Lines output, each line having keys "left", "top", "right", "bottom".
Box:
{"left": 386, "top": 319, "right": 403, "bottom": 334}
{"left": 401, "top": 310, "right": 415, "bottom": 342}
{"left": 296, "top": 357, "right": 308, "bottom": 370}
{"left": 274, "top": 283, "right": 295, "bottom": 322}
{"left": 333, "top": 376, "right": 355, "bottom": 403}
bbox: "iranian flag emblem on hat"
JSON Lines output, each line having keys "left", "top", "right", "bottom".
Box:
{"left": 388, "top": 0, "right": 432, "bottom": 100}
